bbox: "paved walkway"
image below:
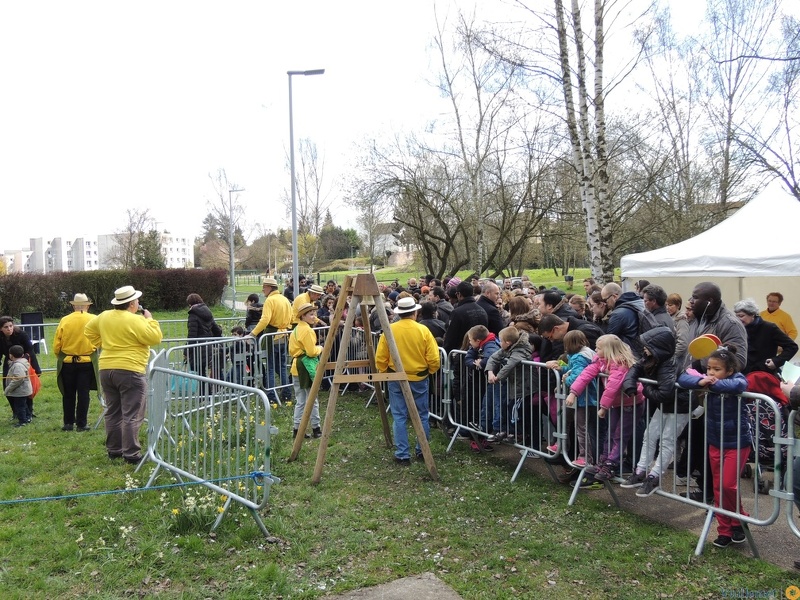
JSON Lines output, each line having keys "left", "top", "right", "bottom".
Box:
{"left": 324, "top": 572, "right": 462, "bottom": 600}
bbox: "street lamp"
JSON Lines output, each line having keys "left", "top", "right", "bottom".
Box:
{"left": 228, "top": 187, "right": 245, "bottom": 303}
{"left": 288, "top": 68, "right": 324, "bottom": 296}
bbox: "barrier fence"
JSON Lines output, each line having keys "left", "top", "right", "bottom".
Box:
{"left": 439, "top": 350, "right": 796, "bottom": 555}
{"left": 47, "top": 308, "right": 799, "bottom": 551}
{"left": 145, "top": 342, "right": 279, "bottom": 538}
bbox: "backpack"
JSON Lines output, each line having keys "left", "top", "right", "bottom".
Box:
{"left": 637, "top": 308, "right": 660, "bottom": 335}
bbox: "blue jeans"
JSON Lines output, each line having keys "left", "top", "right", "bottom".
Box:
{"left": 480, "top": 381, "right": 506, "bottom": 433}
{"left": 387, "top": 379, "right": 430, "bottom": 460}
{"left": 264, "top": 338, "right": 290, "bottom": 401}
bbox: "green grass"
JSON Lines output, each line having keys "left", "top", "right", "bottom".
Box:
{"left": 0, "top": 380, "right": 791, "bottom": 599}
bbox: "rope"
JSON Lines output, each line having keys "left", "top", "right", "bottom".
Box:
{"left": 0, "top": 471, "right": 270, "bottom": 506}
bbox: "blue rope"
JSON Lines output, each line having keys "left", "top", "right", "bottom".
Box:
{"left": 0, "top": 471, "right": 271, "bottom": 506}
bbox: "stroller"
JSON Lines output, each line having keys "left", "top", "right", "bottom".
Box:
{"left": 741, "top": 371, "right": 789, "bottom": 494}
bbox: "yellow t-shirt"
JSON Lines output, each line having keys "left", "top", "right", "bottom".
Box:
{"left": 375, "top": 318, "right": 440, "bottom": 381}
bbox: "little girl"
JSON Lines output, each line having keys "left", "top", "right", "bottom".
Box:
{"left": 677, "top": 345, "right": 750, "bottom": 548}
{"left": 566, "top": 334, "right": 643, "bottom": 482}
{"left": 547, "top": 330, "right": 597, "bottom": 468}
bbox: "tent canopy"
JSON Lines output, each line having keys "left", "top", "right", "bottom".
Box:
{"left": 621, "top": 185, "right": 800, "bottom": 278}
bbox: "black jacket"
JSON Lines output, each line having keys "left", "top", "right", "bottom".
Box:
{"left": 623, "top": 326, "right": 691, "bottom": 413}
{"left": 188, "top": 303, "right": 220, "bottom": 340}
{"left": 0, "top": 327, "right": 42, "bottom": 376}
{"left": 443, "top": 297, "right": 487, "bottom": 352}
{"left": 477, "top": 295, "right": 504, "bottom": 336}
{"left": 743, "top": 316, "right": 798, "bottom": 374}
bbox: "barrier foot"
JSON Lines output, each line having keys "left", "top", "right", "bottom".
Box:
{"left": 604, "top": 479, "right": 621, "bottom": 508}
{"left": 694, "top": 510, "right": 715, "bottom": 556}
{"left": 567, "top": 467, "right": 589, "bottom": 506}
{"left": 511, "top": 449, "right": 528, "bottom": 483}
{"left": 742, "top": 524, "right": 760, "bottom": 559}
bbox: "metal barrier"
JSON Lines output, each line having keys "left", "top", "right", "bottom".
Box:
{"left": 782, "top": 409, "right": 799, "bottom": 539}
{"left": 145, "top": 343, "right": 279, "bottom": 538}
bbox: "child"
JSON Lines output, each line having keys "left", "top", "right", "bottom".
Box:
{"left": 547, "top": 330, "right": 597, "bottom": 468}
{"left": 677, "top": 345, "right": 750, "bottom": 548}
{"left": 226, "top": 326, "right": 247, "bottom": 385}
{"left": 465, "top": 325, "right": 500, "bottom": 448}
{"left": 620, "top": 327, "right": 688, "bottom": 497}
{"left": 566, "top": 334, "right": 643, "bottom": 482}
{"left": 5, "top": 345, "right": 33, "bottom": 427}
{"left": 486, "top": 326, "right": 532, "bottom": 442}
{"left": 289, "top": 303, "right": 323, "bottom": 439}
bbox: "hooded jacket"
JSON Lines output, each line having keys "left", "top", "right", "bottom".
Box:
{"left": 5, "top": 357, "right": 32, "bottom": 397}
{"left": 622, "top": 326, "right": 692, "bottom": 413}
{"left": 687, "top": 301, "right": 747, "bottom": 372}
{"left": 570, "top": 354, "right": 644, "bottom": 410}
{"left": 443, "top": 296, "right": 487, "bottom": 353}
{"left": 486, "top": 335, "right": 532, "bottom": 400}
{"left": 562, "top": 347, "right": 597, "bottom": 407}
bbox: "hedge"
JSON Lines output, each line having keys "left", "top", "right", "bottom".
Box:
{"left": 0, "top": 269, "right": 228, "bottom": 318}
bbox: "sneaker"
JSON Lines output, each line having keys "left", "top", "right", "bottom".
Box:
{"left": 688, "top": 489, "right": 707, "bottom": 503}
{"left": 76, "top": 426, "right": 91, "bottom": 432}
{"left": 573, "top": 475, "right": 604, "bottom": 490}
{"left": 620, "top": 471, "right": 646, "bottom": 489}
{"left": 593, "top": 462, "right": 617, "bottom": 482}
{"left": 731, "top": 527, "right": 746, "bottom": 544}
{"left": 312, "top": 427, "right": 322, "bottom": 439}
{"left": 572, "top": 457, "right": 587, "bottom": 468}
{"left": 546, "top": 443, "right": 558, "bottom": 453}
{"left": 394, "top": 457, "right": 411, "bottom": 466}
{"left": 61, "top": 424, "right": 74, "bottom": 431}
{"left": 713, "top": 535, "right": 732, "bottom": 548}
{"left": 557, "top": 467, "right": 578, "bottom": 484}
{"left": 674, "top": 474, "right": 692, "bottom": 486}
{"left": 636, "top": 475, "right": 660, "bottom": 497}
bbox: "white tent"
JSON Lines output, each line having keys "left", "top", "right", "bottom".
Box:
{"left": 620, "top": 183, "right": 800, "bottom": 338}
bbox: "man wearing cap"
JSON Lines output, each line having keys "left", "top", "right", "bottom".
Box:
{"left": 250, "top": 277, "right": 293, "bottom": 403}
{"left": 375, "top": 297, "right": 441, "bottom": 465}
{"left": 84, "top": 286, "right": 163, "bottom": 464}
{"left": 54, "top": 293, "right": 99, "bottom": 432}
{"left": 292, "top": 283, "right": 325, "bottom": 326}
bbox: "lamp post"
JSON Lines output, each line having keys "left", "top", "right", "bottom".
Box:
{"left": 288, "top": 68, "right": 324, "bottom": 296}
{"left": 228, "top": 187, "right": 245, "bottom": 303}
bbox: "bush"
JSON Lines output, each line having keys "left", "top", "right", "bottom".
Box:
{"left": 0, "top": 269, "right": 228, "bottom": 317}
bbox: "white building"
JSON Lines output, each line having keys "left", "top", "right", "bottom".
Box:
{"left": 3, "top": 231, "right": 194, "bottom": 273}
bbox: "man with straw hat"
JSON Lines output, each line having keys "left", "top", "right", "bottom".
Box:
{"left": 249, "top": 276, "right": 293, "bottom": 403}
{"left": 375, "top": 296, "right": 441, "bottom": 465}
{"left": 84, "top": 286, "right": 163, "bottom": 464}
{"left": 54, "top": 293, "right": 99, "bottom": 432}
{"left": 292, "top": 282, "right": 325, "bottom": 326}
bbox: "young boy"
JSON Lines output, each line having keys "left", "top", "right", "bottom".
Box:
{"left": 465, "top": 325, "right": 501, "bottom": 439}
{"left": 289, "top": 303, "right": 323, "bottom": 440}
{"left": 5, "top": 345, "right": 33, "bottom": 427}
{"left": 486, "top": 327, "right": 532, "bottom": 441}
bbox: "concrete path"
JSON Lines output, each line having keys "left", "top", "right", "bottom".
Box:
{"left": 323, "top": 572, "right": 462, "bottom": 600}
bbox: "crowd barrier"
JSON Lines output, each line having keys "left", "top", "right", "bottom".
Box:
{"left": 439, "top": 350, "right": 796, "bottom": 555}
{"left": 145, "top": 342, "right": 279, "bottom": 538}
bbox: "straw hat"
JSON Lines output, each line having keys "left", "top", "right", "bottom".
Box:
{"left": 261, "top": 276, "right": 278, "bottom": 287}
{"left": 296, "top": 302, "right": 316, "bottom": 318}
{"left": 70, "top": 293, "right": 92, "bottom": 306}
{"left": 307, "top": 284, "right": 324, "bottom": 295}
{"left": 110, "top": 285, "right": 142, "bottom": 305}
{"left": 393, "top": 296, "right": 421, "bottom": 315}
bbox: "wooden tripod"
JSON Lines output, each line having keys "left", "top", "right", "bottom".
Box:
{"left": 287, "top": 273, "right": 439, "bottom": 483}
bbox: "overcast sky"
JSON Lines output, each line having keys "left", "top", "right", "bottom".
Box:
{"left": 0, "top": 0, "right": 457, "bottom": 251}
{"left": 0, "top": 0, "right": 728, "bottom": 253}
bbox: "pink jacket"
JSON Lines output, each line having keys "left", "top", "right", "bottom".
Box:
{"left": 568, "top": 355, "right": 644, "bottom": 410}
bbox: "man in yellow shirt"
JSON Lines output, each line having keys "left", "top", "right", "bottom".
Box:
{"left": 292, "top": 283, "right": 324, "bottom": 325}
{"left": 84, "top": 286, "right": 163, "bottom": 464}
{"left": 53, "top": 293, "right": 98, "bottom": 431}
{"left": 760, "top": 292, "right": 798, "bottom": 340}
{"left": 375, "top": 296, "right": 441, "bottom": 465}
{"left": 249, "top": 277, "right": 293, "bottom": 402}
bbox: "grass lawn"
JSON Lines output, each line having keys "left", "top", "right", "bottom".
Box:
{"left": 0, "top": 376, "right": 791, "bottom": 599}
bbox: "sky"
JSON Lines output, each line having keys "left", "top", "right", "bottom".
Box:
{"left": 0, "top": 0, "right": 456, "bottom": 251}
{"left": 0, "top": 0, "right": 734, "bottom": 253}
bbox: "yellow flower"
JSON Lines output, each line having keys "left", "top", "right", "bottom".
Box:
{"left": 248, "top": 454, "right": 255, "bottom": 463}
{"left": 286, "top": 401, "right": 293, "bottom": 407}
{"left": 217, "top": 507, "right": 225, "bottom": 513}
{"left": 171, "top": 508, "right": 180, "bottom": 516}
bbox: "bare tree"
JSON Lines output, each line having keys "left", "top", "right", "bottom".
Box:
{"left": 206, "top": 168, "right": 246, "bottom": 274}
{"left": 108, "top": 209, "right": 156, "bottom": 269}
{"left": 283, "top": 139, "right": 332, "bottom": 277}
